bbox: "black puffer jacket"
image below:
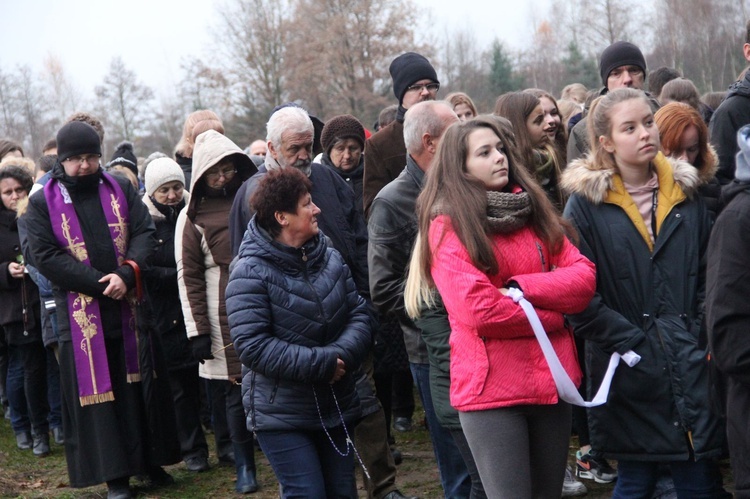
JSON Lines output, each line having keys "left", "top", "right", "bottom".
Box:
{"left": 144, "top": 194, "right": 195, "bottom": 371}
{"left": 562, "top": 153, "right": 724, "bottom": 462}
{"left": 0, "top": 208, "right": 41, "bottom": 345}
{"left": 707, "top": 180, "right": 750, "bottom": 495}
{"left": 227, "top": 218, "right": 372, "bottom": 431}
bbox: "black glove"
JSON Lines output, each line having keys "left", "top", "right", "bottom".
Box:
{"left": 191, "top": 335, "right": 214, "bottom": 363}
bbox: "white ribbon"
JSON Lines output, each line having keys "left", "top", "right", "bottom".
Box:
{"left": 505, "top": 287, "right": 640, "bottom": 407}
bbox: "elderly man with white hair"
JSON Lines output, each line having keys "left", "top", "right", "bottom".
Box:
{"left": 229, "top": 104, "right": 417, "bottom": 499}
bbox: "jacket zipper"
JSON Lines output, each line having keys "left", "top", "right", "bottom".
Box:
{"left": 536, "top": 242, "right": 547, "bottom": 272}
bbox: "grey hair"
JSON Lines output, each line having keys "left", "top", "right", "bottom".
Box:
{"left": 403, "top": 101, "right": 455, "bottom": 155}
{"left": 266, "top": 107, "right": 314, "bottom": 149}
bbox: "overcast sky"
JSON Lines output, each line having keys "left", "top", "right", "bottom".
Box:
{"left": 1, "top": 0, "right": 550, "bottom": 97}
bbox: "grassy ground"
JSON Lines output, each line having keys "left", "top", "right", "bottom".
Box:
{"left": 0, "top": 413, "right": 734, "bottom": 498}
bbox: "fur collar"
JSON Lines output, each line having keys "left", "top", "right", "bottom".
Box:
{"left": 561, "top": 152, "right": 714, "bottom": 205}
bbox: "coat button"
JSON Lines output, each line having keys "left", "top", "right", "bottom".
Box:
{"left": 673, "top": 421, "right": 679, "bottom": 427}
{"left": 675, "top": 214, "right": 681, "bottom": 218}
{"left": 173, "top": 320, "right": 178, "bottom": 325}
{"left": 23, "top": 331, "right": 28, "bottom": 336}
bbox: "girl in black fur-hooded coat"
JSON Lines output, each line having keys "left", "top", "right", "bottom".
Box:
{"left": 561, "top": 88, "right": 726, "bottom": 497}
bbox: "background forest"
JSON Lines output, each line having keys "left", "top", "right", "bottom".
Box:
{"left": 1, "top": 0, "right": 747, "bottom": 159}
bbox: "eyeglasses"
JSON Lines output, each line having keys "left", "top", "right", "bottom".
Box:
{"left": 64, "top": 154, "right": 101, "bottom": 167}
{"left": 206, "top": 167, "right": 237, "bottom": 181}
{"left": 406, "top": 82, "right": 440, "bottom": 94}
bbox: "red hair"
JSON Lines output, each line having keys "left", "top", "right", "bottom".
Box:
{"left": 654, "top": 102, "right": 712, "bottom": 168}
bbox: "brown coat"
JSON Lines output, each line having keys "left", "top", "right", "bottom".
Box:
{"left": 175, "top": 130, "right": 256, "bottom": 380}
{"left": 363, "top": 120, "right": 406, "bottom": 218}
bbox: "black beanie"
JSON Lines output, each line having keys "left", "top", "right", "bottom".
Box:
{"left": 389, "top": 52, "right": 439, "bottom": 104}
{"left": 599, "top": 41, "right": 646, "bottom": 88}
{"left": 56, "top": 121, "right": 101, "bottom": 162}
{"left": 321, "top": 115, "right": 366, "bottom": 154}
{"left": 107, "top": 141, "right": 138, "bottom": 177}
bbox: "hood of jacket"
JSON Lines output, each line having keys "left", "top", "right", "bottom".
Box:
{"left": 561, "top": 152, "right": 708, "bottom": 206}
{"left": 727, "top": 70, "right": 750, "bottom": 99}
{"left": 562, "top": 152, "right": 713, "bottom": 251}
{"left": 187, "top": 130, "right": 257, "bottom": 219}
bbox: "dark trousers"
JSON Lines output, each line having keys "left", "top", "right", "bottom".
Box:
{"left": 46, "top": 347, "right": 61, "bottom": 429}
{"left": 613, "top": 459, "right": 727, "bottom": 499}
{"left": 459, "top": 402, "right": 571, "bottom": 498}
{"left": 0, "top": 326, "right": 8, "bottom": 411}
{"left": 168, "top": 366, "right": 208, "bottom": 459}
{"left": 208, "top": 379, "right": 253, "bottom": 448}
{"left": 354, "top": 354, "right": 398, "bottom": 498}
{"left": 258, "top": 425, "right": 356, "bottom": 498}
{"left": 391, "top": 369, "right": 414, "bottom": 420}
{"left": 207, "top": 379, "right": 233, "bottom": 459}
{"left": 410, "top": 362, "right": 471, "bottom": 498}
{"left": 450, "top": 428, "right": 487, "bottom": 499}
{"left": 8, "top": 341, "right": 49, "bottom": 435}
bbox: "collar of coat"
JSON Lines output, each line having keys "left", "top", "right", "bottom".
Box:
{"left": 562, "top": 152, "right": 716, "bottom": 251}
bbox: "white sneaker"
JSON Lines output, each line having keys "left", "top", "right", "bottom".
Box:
{"left": 562, "top": 465, "right": 587, "bottom": 497}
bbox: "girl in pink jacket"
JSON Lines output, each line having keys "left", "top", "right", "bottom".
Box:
{"left": 406, "top": 116, "right": 596, "bottom": 498}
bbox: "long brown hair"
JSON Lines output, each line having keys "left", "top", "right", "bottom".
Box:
{"left": 414, "top": 116, "right": 570, "bottom": 286}
{"left": 494, "top": 92, "right": 540, "bottom": 173}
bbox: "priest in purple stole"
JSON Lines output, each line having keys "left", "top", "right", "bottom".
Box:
{"left": 20, "top": 121, "right": 180, "bottom": 499}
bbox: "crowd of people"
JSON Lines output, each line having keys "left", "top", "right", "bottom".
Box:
{"left": 2, "top": 20, "right": 750, "bottom": 499}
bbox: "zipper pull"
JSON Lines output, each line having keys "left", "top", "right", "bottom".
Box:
{"left": 535, "top": 242, "right": 546, "bottom": 272}
{"left": 301, "top": 246, "right": 308, "bottom": 262}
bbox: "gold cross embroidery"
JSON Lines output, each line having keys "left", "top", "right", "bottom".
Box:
{"left": 73, "top": 294, "right": 99, "bottom": 393}
{"left": 61, "top": 214, "right": 88, "bottom": 262}
{"left": 108, "top": 194, "right": 129, "bottom": 258}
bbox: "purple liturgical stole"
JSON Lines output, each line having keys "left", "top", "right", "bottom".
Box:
{"left": 44, "top": 173, "right": 140, "bottom": 406}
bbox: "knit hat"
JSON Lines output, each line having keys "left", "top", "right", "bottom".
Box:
{"left": 599, "top": 41, "right": 647, "bottom": 87}
{"left": 320, "top": 115, "right": 366, "bottom": 154}
{"left": 145, "top": 157, "right": 186, "bottom": 197}
{"left": 107, "top": 141, "right": 138, "bottom": 177}
{"left": 389, "top": 52, "right": 439, "bottom": 104}
{"left": 56, "top": 121, "right": 101, "bottom": 162}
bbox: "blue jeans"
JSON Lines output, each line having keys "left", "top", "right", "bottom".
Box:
{"left": 46, "top": 347, "right": 62, "bottom": 429}
{"left": 613, "top": 459, "right": 726, "bottom": 499}
{"left": 410, "top": 362, "right": 471, "bottom": 499}
{"left": 257, "top": 425, "right": 356, "bottom": 498}
{"left": 8, "top": 342, "right": 49, "bottom": 435}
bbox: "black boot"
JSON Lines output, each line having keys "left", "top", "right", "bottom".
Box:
{"left": 233, "top": 440, "right": 258, "bottom": 494}
{"left": 106, "top": 477, "right": 132, "bottom": 499}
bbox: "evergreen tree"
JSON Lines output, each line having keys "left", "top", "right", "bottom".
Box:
{"left": 561, "top": 41, "right": 600, "bottom": 89}
{"left": 489, "top": 40, "right": 523, "bottom": 96}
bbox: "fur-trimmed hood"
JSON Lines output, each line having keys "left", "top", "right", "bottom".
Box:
{"left": 561, "top": 151, "right": 716, "bottom": 205}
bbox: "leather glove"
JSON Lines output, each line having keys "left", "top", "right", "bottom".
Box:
{"left": 191, "top": 335, "right": 214, "bottom": 363}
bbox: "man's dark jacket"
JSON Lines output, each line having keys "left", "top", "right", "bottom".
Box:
{"left": 368, "top": 156, "right": 427, "bottom": 364}
{"left": 710, "top": 71, "right": 750, "bottom": 184}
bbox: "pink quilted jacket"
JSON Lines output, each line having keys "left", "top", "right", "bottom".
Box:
{"left": 429, "top": 215, "right": 596, "bottom": 412}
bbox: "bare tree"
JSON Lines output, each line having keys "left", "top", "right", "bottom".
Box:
{"left": 283, "top": 0, "right": 422, "bottom": 121}
{"left": 94, "top": 57, "right": 155, "bottom": 143}
{"left": 0, "top": 67, "right": 21, "bottom": 140}
{"left": 17, "top": 65, "right": 55, "bottom": 156}
{"left": 651, "top": 0, "right": 745, "bottom": 92}
{"left": 216, "top": 0, "right": 290, "bottom": 113}
{"left": 42, "top": 54, "right": 81, "bottom": 128}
